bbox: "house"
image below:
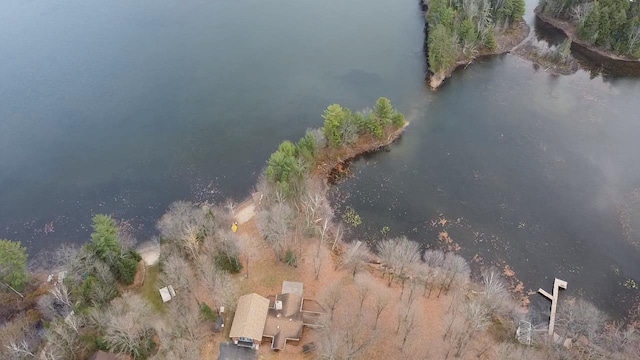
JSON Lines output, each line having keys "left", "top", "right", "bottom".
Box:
{"left": 229, "top": 293, "right": 270, "bottom": 349}
{"left": 263, "top": 291, "right": 305, "bottom": 350}
{"left": 229, "top": 282, "right": 324, "bottom": 351}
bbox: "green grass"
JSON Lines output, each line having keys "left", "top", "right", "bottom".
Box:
{"left": 138, "top": 265, "right": 164, "bottom": 313}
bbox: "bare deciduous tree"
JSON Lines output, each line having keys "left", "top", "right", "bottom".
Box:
{"left": 339, "top": 241, "right": 371, "bottom": 278}
{"left": 201, "top": 259, "right": 238, "bottom": 308}
{"left": 601, "top": 322, "right": 639, "bottom": 357}
{"left": 166, "top": 295, "right": 204, "bottom": 343}
{"left": 43, "top": 317, "right": 86, "bottom": 360}
{"left": 401, "top": 307, "right": 418, "bottom": 347}
{"left": 256, "top": 201, "right": 294, "bottom": 260}
{"left": 116, "top": 219, "right": 137, "bottom": 250}
{"left": 322, "top": 283, "right": 342, "bottom": 321}
{"left": 440, "top": 253, "right": 469, "bottom": 296}
{"left": 555, "top": 297, "right": 607, "bottom": 343}
{"left": 152, "top": 334, "right": 201, "bottom": 360}
{"left": 373, "top": 294, "right": 389, "bottom": 330}
{"left": 157, "top": 201, "right": 229, "bottom": 260}
{"left": 494, "top": 342, "right": 537, "bottom": 360}
{"left": 38, "top": 284, "right": 75, "bottom": 321}
{"left": 318, "top": 315, "right": 379, "bottom": 360}
{"left": 357, "top": 282, "right": 370, "bottom": 312}
{"left": 102, "top": 293, "right": 157, "bottom": 359}
{"left": 300, "top": 179, "right": 333, "bottom": 235}
{"left": 161, "top": 253, "right": 194, "bottom": 295}
{"left": 0, "top": 313, "right": 40, "bottom": 360}
{"left": 480, "top": 268, "right": 512, "bottom": 316}
{"left": 378, "top": 236, "right": 420, "bottom": 286}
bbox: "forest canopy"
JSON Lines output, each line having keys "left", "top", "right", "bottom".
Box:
{"left": 426, "top": 0, "right": 526, "bottom": 75}
{"left": 539, "top": 0, "right": 640, "bottom": 58}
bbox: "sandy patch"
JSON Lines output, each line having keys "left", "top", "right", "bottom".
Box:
{"left": 137, "top": 241, "right": 160, "bottom": 266}
{"left": 235, "top": 203, "right": 256, "bottom": 225}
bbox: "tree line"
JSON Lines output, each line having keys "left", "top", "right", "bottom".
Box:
{"left": 427, "top": 0, "right": 526, "bottom": 76}
{"left": 540, "top": 0, "right": 640, "bottom": 58}
{"left": 257, "top": 97, "right": 406, "bottom": 264}
{"left": 0, "top": 200, "right": 242, "bottom": 360}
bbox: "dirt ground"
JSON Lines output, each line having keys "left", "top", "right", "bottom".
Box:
{"left": 201, "top": 201, "right": 545, "bottom": 360}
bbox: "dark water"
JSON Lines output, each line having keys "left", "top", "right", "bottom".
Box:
{"left": 0, "top": 0, "right": 425, "bottom": 253}
{"left": 1, "top": 0, "right": 639, "bottom": 315}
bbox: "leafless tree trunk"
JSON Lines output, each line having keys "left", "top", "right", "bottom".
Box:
{"left": 374, "top": 294, "right": 389, "bottom": 330}
{"left": 378, "top": 236, "right": 420, "bottom": 287}
{"left": 323, "top": 284, "right": 342, "bottom": 321}
{"left": 256, "top": 201, "right": 294, "bottom": 261}
{"left": 339, "top": 241, "right": 370, "bottom": 278}
{"left": 401, "top": 309, "right": 418, "bottom": 347}
{"left": 357, "top": 283, "right": 370, "bottom": 312}
{"left": 331, "top": 224, "right": 343, "bottom": 251}
{"left": 313, "top": 252, "right": 323, "bottom": 281}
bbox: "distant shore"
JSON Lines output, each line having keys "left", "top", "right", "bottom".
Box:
{"left": 534, "top": 7, "right": 640, "bottom": 73}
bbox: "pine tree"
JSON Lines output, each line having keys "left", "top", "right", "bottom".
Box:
{"left": 0, "top": 239, "right": 29, "bottom": 291}
{"left": 512, "top": 0, "right": 526, "bottom": 23}
{"left": 429, "top": 24, "right": 458, "bottom": 74}
{"left": 322, "top": 104, "right": 347, "bottom": 147}
{"left": 91, "top": 214, "right": 120, "bottom": 259}
{"left": 579, "top": 3, "right": 601, "bottom": 43}
{"left": 596, "top": 6, "right": 612, "bottom": 46}
{"left": 374, "top": 97, "right": 393, "bottom": 126}
{"left": 485, "top": 29, "right": 497, "bottom": 50}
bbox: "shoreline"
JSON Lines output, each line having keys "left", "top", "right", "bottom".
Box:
{"left": 314, "top": 122, "right": 409, "bottom": 182}
{"left": 429, "top": 20, "right": 531, "bottom": 89}
{"left": 512, "top": 40, "right": 579, "bottom": 76}
{"left": 534, "top": 7, "right": 640, "bottom": 73}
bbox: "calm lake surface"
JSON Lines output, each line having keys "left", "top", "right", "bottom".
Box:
{"left": 1, "top": 1, "right": 638, "bottom": 314}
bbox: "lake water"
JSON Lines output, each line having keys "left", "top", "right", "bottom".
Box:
{"left": 1, "top": 1, "right": 638, "bottom": 314}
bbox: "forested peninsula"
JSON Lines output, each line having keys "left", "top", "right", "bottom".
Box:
{"left": 425, "top": 0, "right": 530, "bottom": 88}
{"left": 536, "top": 0, "right": 640, "bottom": 66}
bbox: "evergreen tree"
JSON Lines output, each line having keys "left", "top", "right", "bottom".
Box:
{"left": 512, "top": 0, "right": 526, "bottom": 22}
{"left": 579, "top": 3, "right": 601, "bottom": 43}
{"left": 459, "top": 18, "right": 478, "bottom": 47}
{"left": 429, "top": 24, "right": 458, "bottom": 74}
{"left": 485, "top": 29, "right": 498, "bottom": 50}
{"left": 0, "top": 239, "right": 29, "bottom": 291}
{"left": 391, "top": 111, "right": 406, "bottom": 127}
{"left": 374, "top": 97, "right": 393, "bottom": 125}
{"left": 266, "top": 141, "right": 302, "bottom": 197}
{"left": 596, "top": 6, "right": 612, "bottom": 46}
{"left": 296, "top": 132, "right": 317, "bottom": 164}
{"left": 91, "top": 214, "right": 120, "bottom": 259}
{"left": 322, "top": 104, "right": 348, "bottom": 147}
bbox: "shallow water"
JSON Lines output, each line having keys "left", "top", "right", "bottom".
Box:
{"left": 0, "top": 0, "right": 638, "bottom": 315}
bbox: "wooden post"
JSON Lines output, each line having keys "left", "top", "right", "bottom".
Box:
{"left": 538, "top": 278, "right": 567, "bottom": 337}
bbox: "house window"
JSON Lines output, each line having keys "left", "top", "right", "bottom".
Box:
{"left": 239, "top": 337, "right": 253, "bottom": 343}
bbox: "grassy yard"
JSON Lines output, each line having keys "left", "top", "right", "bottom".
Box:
{"left": 138, "top": 265, "right": 164, "bottom": 312}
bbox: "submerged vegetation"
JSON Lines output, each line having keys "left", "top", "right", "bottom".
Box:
{"left": 539, "top": 0, "right": 640, "bottom": 58}
{"left": 426, "top": 0, "right": 527, "bottom": 85}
